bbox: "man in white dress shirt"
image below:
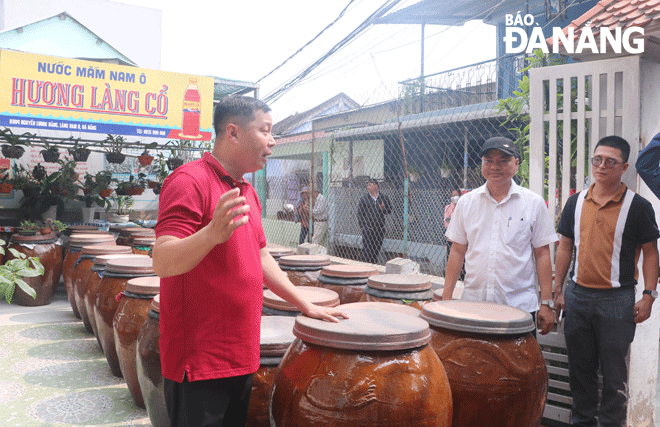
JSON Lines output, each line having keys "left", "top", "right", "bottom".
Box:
{"left": 442, "top": 137, "right": 558, "bottom": 335}
{"left": 311, "top": 189, "right": 328, "bottom": 245}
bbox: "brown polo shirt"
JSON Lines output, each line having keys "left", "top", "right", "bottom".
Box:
{"left": 557, "top": 183, "right": 658, "bottom": 289}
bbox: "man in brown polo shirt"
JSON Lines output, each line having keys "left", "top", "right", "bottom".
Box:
{"left": 553, "top": 135, "right": 659, "bottom": 427}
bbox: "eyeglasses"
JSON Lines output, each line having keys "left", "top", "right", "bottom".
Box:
{"left": 591, "top": 156, "right": 624, "bottom": 168}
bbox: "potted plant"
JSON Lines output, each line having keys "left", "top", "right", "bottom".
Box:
{"left": 0, "top": 239, "right": 45, "bottom": 304}
{"left": 7, "top": 164, "right": 39, "bottom": 197}
{"left": 115, "top": 173, "right": 147, "bottom": 196}
{"left": 38, "top": 138, "right": 61, "bottom": 163}
{"left": 51, "top": 220, "right": 66, "bottom": 235}
{"left": 0, "top": 168, "right": 12, "bottom": 193}
{"left": 103, "top": 134, "right": 127, "bottom": 164}
{"left": 165, "top": 139, "right": 192, "bottom": 170}
{"left": 111, "top": 195, "right": 133, "bottom": 223}
{"left": 150, "top": 153, "right": 170, "bottom": 195}
{"left": 32, "top": 163, "right": 47, "bottom": 181}
{"left": 67, "top": 137, "right": 91, "bottom": 162}
{"left": 137, "top": 142, "right": 159, "bottom": 166}
{"left": 76, "top": 173, "right": 112, "bottom": 223}
{"left": 91, "top": 170, "right": 116, "bottom": 198}
{"left": 19, "top": 220, "right": 39, "bottom": 236}
{"left": 0, "top": 128, "right": 34, "bottom": 159}
{"left": 19, "top": 160, "right": 77, "bottom": 221}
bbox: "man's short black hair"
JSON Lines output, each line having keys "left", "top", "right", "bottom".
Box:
{"left": 367, "top": 179, "right": 379, "bottom": 187}
{"left": 595, "top": 135, "right": 630, "bottom": 163}
{"left": 213, "top": 95, "right": 271, "bottom": 136}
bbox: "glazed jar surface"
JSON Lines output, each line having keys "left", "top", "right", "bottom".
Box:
{"left": 7, "top": 234, "right": 62, "bottom": 306}
{"left": 315, "top": 264, "right": 379, "bottom": 304}
{"left": 422, "top": 300, "right": 547, "bottom": 427}
{"left": 278, "top": 255, "right": 330, "bottom": 287}
{"left": 359, "top": 274, "right": 433, "bottom": 311}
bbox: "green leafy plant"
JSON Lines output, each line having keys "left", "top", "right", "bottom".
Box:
{"left": 0, "top": 240, "right": 45, "bottom": 304}
{"left": 66, "top": 137, "right": 91, "bottom": 162}
{"left": 115, "top": 173, "right": 147, "bottom": 195}
{"left": 113, "top": 195, "right": 134, "bottom": 215}
{"left": 7, "top": 164, "right": 38, "bottom": 190}
{"left": 103, "top": 134, "right": 127, "bottom": 154}
{"left": 19, "top": 220, "right": 39, "bottom": 232}
{"left": 0, "top": 128, "right": 34, "bottom": 159}
{"left": 19, "top": 159, "right": 78, "bottom": 220}
{"left": 51, "top": 220, "right": 67, "bottom": 233}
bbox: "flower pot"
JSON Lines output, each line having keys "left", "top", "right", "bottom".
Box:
{"left": 138, "top": 155, "right": 154, "bottom": 166}
{"left": 1, "top": 145, "right": 25, "bottom": 159}
{"left": 106, "top": 152, "right": 126, "bottom": 164}
{"left": 18, "top": 230, "right": 37, "bottom": 236}
{"left": 40, "top": 227, "right": 52, "bottom": 235}
{"left": 147, "top": 180, "right": 159, "bottom": 189}
{"left": 167, "top": 158, "right": 184, "bottom": 170}
{"left": 41, "top": 150, "right": 60, "bottom": 163}
{"left": 112, "top": 214, "right": 130, "bottom": 223}
{"left": 99, "top": 188, "right": 112, "bottom": 198}
{"left": 82, "top": 206, "right": 96, "bottom": 223}
{"left": 72, "top": 149, "right": 91, "bottom": 162}
{"left": 153, "top": 183, "right": 162, "bottom": 195}
{"left": 126, "top": 187, "right": 144, "bottom": 196}
{"left": 0, "top": 183, "right": 13, "bottom": 193}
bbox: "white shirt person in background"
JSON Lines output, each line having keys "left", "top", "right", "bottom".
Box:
{"left": 311, "top": 189, "right": 328, "bottom": 245}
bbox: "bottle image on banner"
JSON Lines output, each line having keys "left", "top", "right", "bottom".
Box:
{"left": 180, "top": 78, "right": 202, "bottom": 139}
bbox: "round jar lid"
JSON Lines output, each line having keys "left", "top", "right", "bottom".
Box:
{"left": 10, "top": 232, "right": 58, "bottom": 243}
{"left": 81, "top": 244, "right": 132, "bottom": 256}
{"left": 132, "top": 237, "right": 156, "bottom": 246}
{"left": 69, "top": 225, "right": 100, "bottom": 233}
{"left": 69, "top": 233, "right": 115, "bottom": 246}
{"left": 123, "top": 227, "right": 155, "bottom": 236}
{"left": 320, "top": 264, "right": 379, "bottom": 279}
{"left": 432, "top": 288, "right": 442, "bottom": 301}
{"left": 263, "top": 286, "right": 339, "bottom": 311}
{"left": 151, "top": 294, "right": 160, "bottom": 312}
{"left": 278, "top": 254, "right": 331, "bottom": 267}
{"left": 367, "top": 274, "right": 431, "bottom": 292}
{"left": 338, "top": 302, "right": 421, "bottom": 318}
{"left": 293, "top": 308, "right": 431, "bottom": 351}
{"left": 421, "top": 300, "right": 535, "bottom": 335}
{"left": 267, "top": 246, "right": 295, "bottom": 258}
{"left": 93, "top": 253, "right": 146, "bottom": 266}
{"left": 260, "top": 316, "right": 296, "bottom": 356}
{"left": 106, "top": 256, "right": 154, "bottom": 275}
{"left": 126, "top": 276, "right": 160, "bottom": 294}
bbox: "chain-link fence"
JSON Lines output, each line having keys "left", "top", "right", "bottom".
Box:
{"left": 260, "top": 54, "right": 530, "bottom": 275}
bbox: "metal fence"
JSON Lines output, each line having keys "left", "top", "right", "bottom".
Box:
{"left": 260, "top": 55, "right": 531, "bottom": 275}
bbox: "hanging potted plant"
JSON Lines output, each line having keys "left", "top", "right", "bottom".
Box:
{"left": 165, "top": 139, "right": 192, "bottom": 170}
{"left": 67, "top": 137, "right": 91, "bottom": 162}
{"left": 111, "top": 195, "right": 134, "bottom": 223}
{"left": 0, "top": 128, "right": 34, "bottom": 159}
{"left": 115, "top": 173, "right": 147, "bottom": 196}
{"left": 86, "top": 170, "right": 117, "bottom": 198}
{"left": 137, "top": 142, "right": 158, "bottom": 166}
{"left": 0, "top": 239, "right": 45, "bottom": 304}
{"left": 38, "top": 138, "right": 61, "bottom": 163}
{"left": 7, "top": 164, "right": 40, "bottom": 197}
{"left": 103, "top": 134, "right": 127, "bottom": 164}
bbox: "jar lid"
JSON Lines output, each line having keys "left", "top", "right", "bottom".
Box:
{"left": 126, "top": 276, "right": 160, "bottom": 294}
{"left": 69, "top": 233, "right": 115, "bottom": 246}
{"left": 338, "top": 302, "right": 421, "bottom": 318}
{"left": 81, "top": 244, "right": 132, "bottom": 256}
{"left": 263, "top": 286, "right": 339, "bottom": 311}
{"left": 367, "top": 274, "right": 431, "bottom": 292}
{"left": 260, "top": 316, "right": 296, "bottom": 356}
{"left": 421, "top": 300, "right": 535, "bottom": 334}
{"left": 94, "top": 253, "right": 146, "bottom": 266}
{"left": 320, "top": 264, "right": 379, "bottom": 279}
{"left": 432, "top": 288, "right": 442, "bottom": 301}
{"left": 132, "top": 237, "right": 156, "bottom": 246}
{"left": 69, "top": 225, "right": 100, "bottom": 233}
{"left": 151, "top": 294, "right": 160, "bottom": 312}
{"left": 10, "top": 232, "right": 58, "bottom": 243}
{"left": 293, "top": 308, "right": 430, "bottom": 351}
{"left": 267, "top": 246, "right": 295, "bottom": 258}
{"left": 106, "top": 256, "right": 154, "bottom": 275}
{"left": 122, "top": 227, "right": 155, "bottom": 236}
{"left": 278, "top": 254, "right": 331, "bottom": 267}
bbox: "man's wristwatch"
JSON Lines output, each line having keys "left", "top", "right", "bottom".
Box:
{"left": 540, "top": 299, "right": 555, "bottom": 309}
{"left": 643, "top": 289, "right": 658, "bottom": 299}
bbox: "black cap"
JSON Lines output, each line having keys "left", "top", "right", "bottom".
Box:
{"left": 481, "top": 137, "right": 519, "bottom": 158}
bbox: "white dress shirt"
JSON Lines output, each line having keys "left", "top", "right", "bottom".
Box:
{"left": 445, "top": 180, "right": 558, "bottom": 312}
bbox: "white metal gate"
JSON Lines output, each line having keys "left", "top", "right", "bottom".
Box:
{"left": 529, "top": 55, "right": 641, "bottom": 425}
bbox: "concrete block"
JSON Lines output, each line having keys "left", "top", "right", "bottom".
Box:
{"left": 297, "top": 243, "right": 327, "bottom": 255}
{"left": 385, "top": 257, "right": 419, "bottom": 274}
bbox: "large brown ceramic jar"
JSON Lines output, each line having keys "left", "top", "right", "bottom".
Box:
{"left": 316, "top": 264, "right": 379, "bottom": 304}
{"left": 262, "top": 286, "right": 339, "bottom": 316}
{"left": 271, "top": 308, "right": 453, "bottom": 426}
{"left": 137, "top": 295, "right": 169, "bottom": 427}
{"left": 74, "top": 245, "right": 133, "bottom": 333}
{"left": 94, "top": 255, "right": 155, "bottom": 377}
{"left": 246, "top": 316, "right": 296, "bottom": 427}
{"left": 114, "top": 276, "right": 160, "bottom": 408}
{"left": 63, "top": 233, "right": 115, "bottom": 318}
{"left": 117, "top": 227, "right": 155, "bottom": 246}
{"left": 131, "top": 237, "right": 156, "bottom": 256}
{"left": 278, "top": 255, "right": 330, "bottom": 287}
{"left": 421, "top": 300, "right": 548, "bottom": 427}
{"left": 360, "top": 274, "right": 433, "bottom": 311}
{"left": 86, "top": 254, "right": 143, "bottom": 348}
{"left": 7, "top": 233, "right": 62, "bottom": 306}
{"left": 267, "top": 245, "right": 294, "bottom": 261}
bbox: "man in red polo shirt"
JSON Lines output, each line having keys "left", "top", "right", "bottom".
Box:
{"left": 153, "top": 95, "right": 347, "bottom": 427}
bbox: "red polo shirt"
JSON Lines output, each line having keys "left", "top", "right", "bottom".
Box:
{"left": 156, "top": 153, "right": 266, "bottom": 382}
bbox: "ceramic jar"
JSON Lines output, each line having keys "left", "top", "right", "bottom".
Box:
{"left": 137, "top": 295, "right": 169, "bottom": 427}
{"left": 131, "top": 237, "right": 156, "bottom": 256}
{"left": 94, "top": 255, "right": 155, "bottom": 377}
{"left": 262, "top": 286, "right": 339, "bottom": 316}
{"left": 267, "top": 246, "right": 294, "bottom": 261}
{"left": 73, "top": 245, "right": 133, "bottom": 333}
{"left": 117, "top": 227, "right": 155, "bottom": 247}
{"left": 7, "top": 233, "right": 62, "bottom": 306}
{"left": 316, "top": 264, "right": 379, "bottom": 304}
{"left": 114, "top": 276, "right": 160, "bottom": 408}
{"left": 270, "top": 308, "right": 453, "bottom": 426}
{"left": 63, "top": 233, "right": 115, "bottom": 317}
{"left": 278, "top": 255, "right": 330, "bottom": 287}
{"left": 421, "top": 300, "right": 548, "bottom": 427}
{"left": 246, "top": 316, "right": 296, "bottom": 427}
{"left": 360, "top": 274, "right": 434, "bottom": 310}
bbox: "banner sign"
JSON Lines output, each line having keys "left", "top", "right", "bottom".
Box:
{"left": 0, "top": 50, "right": 214, "bottom": 140}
